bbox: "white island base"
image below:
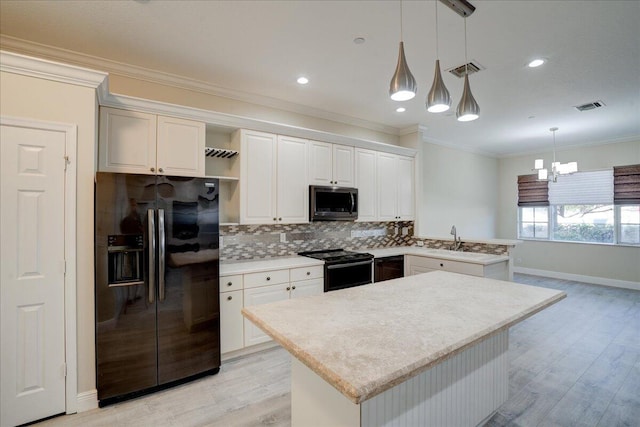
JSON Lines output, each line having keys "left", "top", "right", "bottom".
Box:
{"left": 292, "top": 330, "right": 508, "bottom": 427}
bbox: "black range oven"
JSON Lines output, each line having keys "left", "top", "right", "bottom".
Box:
{"left": 298, "top": 249, "right": 374, "bottom": 292}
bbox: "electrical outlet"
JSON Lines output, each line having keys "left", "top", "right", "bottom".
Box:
{"left": 416, "top": 240, "right": 424, "bottom": 247}
{"left": 280, "top": 232, "right": 287, "bottom": 243}
{"left": 402, "top": 227, "right": 408, "bottom": 236}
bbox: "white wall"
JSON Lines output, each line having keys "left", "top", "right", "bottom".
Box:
{"left": 419, "top": 142, "right": 499, "bottom": 240}
{"left": 497, "top": 140, "right": 640, "bottom": 284}
{"left": 0, "top": 71, "right": 97, "bottom": 395}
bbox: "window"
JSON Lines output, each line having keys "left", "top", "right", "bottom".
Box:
{"left": 619, "top": 205, "right": 640, "bottom": 244}
{"left": 553, "top": 204, "right": 614, "bottom": 243}
{"left": 519, "top": 206, "right": 549, "bottom": 239}
{"left": 517, "top": 167, "right": 640, "bottom": 245}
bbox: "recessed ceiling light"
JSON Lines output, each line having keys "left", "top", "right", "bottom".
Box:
{"left": 527, "top": 58, "right": 545, "bottom": 68}
{"left": 297, "top": 76, "right": 309, "bottom": 85}
{"left": 396, "top": 107, "right": 406, "bottom": 113}
{"left": 353, "top": 37, "right": 366, "bottom": 44}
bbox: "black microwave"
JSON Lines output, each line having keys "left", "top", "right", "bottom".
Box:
{"left": 309, "top": 186, "right": 358, "bottom": 221}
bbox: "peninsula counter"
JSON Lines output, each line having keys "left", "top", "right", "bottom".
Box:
{"left": 242, "top": 270, "right": 566, "bottom": 426}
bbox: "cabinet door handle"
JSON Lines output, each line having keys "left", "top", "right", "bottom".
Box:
{"left": 306, "top": 271, "right": 311, "bottom": 276}
{"left": 440, "top": 263, "right": 444, "bottom": 267}
{"left": 227, "top": 295, "right": 233, "bottom": 301}
{"left": 273, "top": 217, "right": 277, "bottom": 221}
{"left": 227, "top": 282, "right": 233, "bottom": 287}
{"left": 292, "top": 286, "right": 296, "bottom": 290}
{"left": 266, "top": 276, "right": 271, "bottom": 281}
{"left": 278, "top": 217, "right": 282, "bottom": 221}
{"left": 286, "top": 286, "right": 291, "bottom": 291}
{"left": 158, "top": 167, "right": 164, "bottom": 173}
{"left": 150, "top": 167, "right": 155, "bottom": 172}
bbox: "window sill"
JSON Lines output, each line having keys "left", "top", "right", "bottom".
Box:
{"left": 517, "top": 238, "right": 639, "bottom": 248}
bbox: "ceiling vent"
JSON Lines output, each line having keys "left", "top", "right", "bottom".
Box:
{"left": 574, "top": 101, "right": 606, "bottom": 112}
{"left": 447, "top": 61, "right": 484, "bottom": 78}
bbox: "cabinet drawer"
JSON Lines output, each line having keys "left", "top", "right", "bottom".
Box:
{"left": 290, "top": 265, "right": 323, "bottom": 282}
{"left": 244, "top": 269, "right": 289, "bottom": 289}
{"left": 407, "top": 255, "right": 483, "bottom": 276}
{"left": 220, "top": 274, "right": 243, "bottom": 292}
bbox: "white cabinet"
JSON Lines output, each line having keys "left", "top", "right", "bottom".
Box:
{"left": 99, "top": 107, "right": 205, "bottom": 177}
{"left": 240, "top": 130, "right": 308, "bottom": 224}
{"left": 242, "top": 265, "right": 323, "bottom": 347}
{"left": 220, "top": 274, "right": 244, "bottom": 354}
{"left": 355, "top": 148, "right": 377, "bottom": 222}
{"left": 220, "top": 290, "right": 244, "bottom": 354}
{"left": 309, "top": 141, "right": 354, "bottom": 187}
{"left": 377, "top": 153, "right": 414, "bottom": 221}
{"left": 405, "top": 255, "right": 508, "bottom": 281}
{"left": 243, "top": 284, "right": 290, "bottom": 346}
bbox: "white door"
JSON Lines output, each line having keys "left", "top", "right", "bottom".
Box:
{"left": 276, "top": 136, "right": 308, "bottom": 223}
{"left": 355, "top": 148, "right": 377, "bottom": 221}
{"left": 240, "top": 130, "right": 277, "bottom": 224}
{"left": 332, "top": 144, "right": 354, "bottom": 187}
{"left": 397, "top": 156, "right": 415, "bottom": 220}
{"left": 243, "top": 285, "right": 289, "bottom": 346}
{"left": 1, "top": 123, "right": 67, "bottom": 426}
{"left": 377, "top": 152, "right": 399, "bottom": 221}
{"left": 156, "top": 115, "right": 205, "bottom": 177}
{"left": 308, "top": 140, "right": 333, "bottom": 185}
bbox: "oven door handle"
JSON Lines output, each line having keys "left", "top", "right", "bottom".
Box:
{"left": 326, "top": 260, "right": 372, "bottom": 270}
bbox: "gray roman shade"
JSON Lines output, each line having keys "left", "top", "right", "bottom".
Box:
{"left": 613, "top": 164, "right": 640, "bottom": 205}
{"left": 549, "top": 170, "right": 613, "bottom": 205}
{"left": 517, "top": 174, "right": 549, "bottom": 206}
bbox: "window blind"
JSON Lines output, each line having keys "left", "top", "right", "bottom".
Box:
{"left": 549, "top": 170, "right": 613, "bottom": 205}
{"left": 517, "top": 174, "right": 549, "bottom": 206}
{"left": 613, "top": 164, "right": 640, "bottom": 205}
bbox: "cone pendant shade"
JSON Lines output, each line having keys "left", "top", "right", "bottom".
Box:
{"left": 456, "top": 74, "right": 480, "bottom": 121}
{"left": 389, "top": 41, "right": 417, "bottom": 101}
{"left": 426, "top": 60, "right": 451, "bottom": 112}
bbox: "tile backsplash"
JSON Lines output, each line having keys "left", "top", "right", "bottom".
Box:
{"left": 220, "top": 221, "right": 510, "bottom": 261}
{"left": 220, "top": 221, "right": 414, "bottom": 261}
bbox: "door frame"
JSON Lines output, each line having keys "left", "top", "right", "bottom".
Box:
{"left": 0, "top": 115, "right": 78, "bottom": 415}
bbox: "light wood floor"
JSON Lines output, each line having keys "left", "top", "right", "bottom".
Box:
{"left": 36, "top": 274, "right": 640, "bottom": 427}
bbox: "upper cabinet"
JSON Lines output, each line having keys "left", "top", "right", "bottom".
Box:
{"left": 99, "top": 107, "right": 205, "bottom": 177}
{"left": 376, "top": 153, "right": 415, "bottom": 221}
{"left": 309, "top": 141, "right": 354, "bottom": 187}
{"left": 355, "top": 148, "right": 377, "bottom": 222}
{"left": 240, "top": 130, "right": 308, "bottom": 224}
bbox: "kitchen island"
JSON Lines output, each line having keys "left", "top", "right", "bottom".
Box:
{"left": 242, "top": 270, "right": 566, "bottom": 427}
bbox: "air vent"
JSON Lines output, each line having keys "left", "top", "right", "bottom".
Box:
{"left": 447, "top": 61, "right": 484, "bottom": 78}
{"left": 574, "top": 101, "right": 606, "bottom": 112}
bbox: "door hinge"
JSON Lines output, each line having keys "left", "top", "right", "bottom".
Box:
{"left": 64, "top": 155, "right": 70, "bottom": 171}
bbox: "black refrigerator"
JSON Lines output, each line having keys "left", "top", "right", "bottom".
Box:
{"left": 95, "top": 172, "right": 220, "bottom": 405}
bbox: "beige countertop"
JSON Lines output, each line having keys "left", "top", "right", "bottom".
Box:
{"left": 360, "top": 246, "right": 509, "bottom": 265}
{"left": 242, "top": 271, "right": 566, "bottom": 404}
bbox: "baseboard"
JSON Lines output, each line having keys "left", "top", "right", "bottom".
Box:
{"left": 76, "top": 389, "right": 98, "bottom": 413}
{"left": 514, "top": 267, "right": 640, "bottom": 291}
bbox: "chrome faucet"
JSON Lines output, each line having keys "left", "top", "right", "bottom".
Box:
{"left": 450, "top": 225, "right": 463, "bottom": 251}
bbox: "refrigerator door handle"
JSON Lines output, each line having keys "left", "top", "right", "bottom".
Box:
{"left": 147, "top": 209, "right": 156, "bottom": 303}
{"left": 158, "top": 208, "right": 166, "bottom": 302}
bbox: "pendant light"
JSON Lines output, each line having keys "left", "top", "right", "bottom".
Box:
{"left": 534, "top": 127, "right": 578, "bottom": 182}
{"left": 456, "top": 17, "right": 480, "bottom": 122}
{"left": 389, "top": 0, "right": 417, "bottom": 101}
{"left": 426, "top": 0, "right": 451, "bottom": 113}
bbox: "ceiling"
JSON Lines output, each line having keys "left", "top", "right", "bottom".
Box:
{"left": 1, "top": 0, "right": 639, "bottom": 156}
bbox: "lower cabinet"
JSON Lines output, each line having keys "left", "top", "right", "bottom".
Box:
{"left": 220, "top": 265, "right": 323, "bottom": 356}
{"left": 405, "top": 255, "right": 508, "bottom": 281}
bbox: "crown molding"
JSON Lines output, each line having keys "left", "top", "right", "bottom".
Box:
{"left": 0, "top": 35, "right": 399, "bottom": 137}
{"left": 0, "top": 49, "right": 107, "bottom": 89}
